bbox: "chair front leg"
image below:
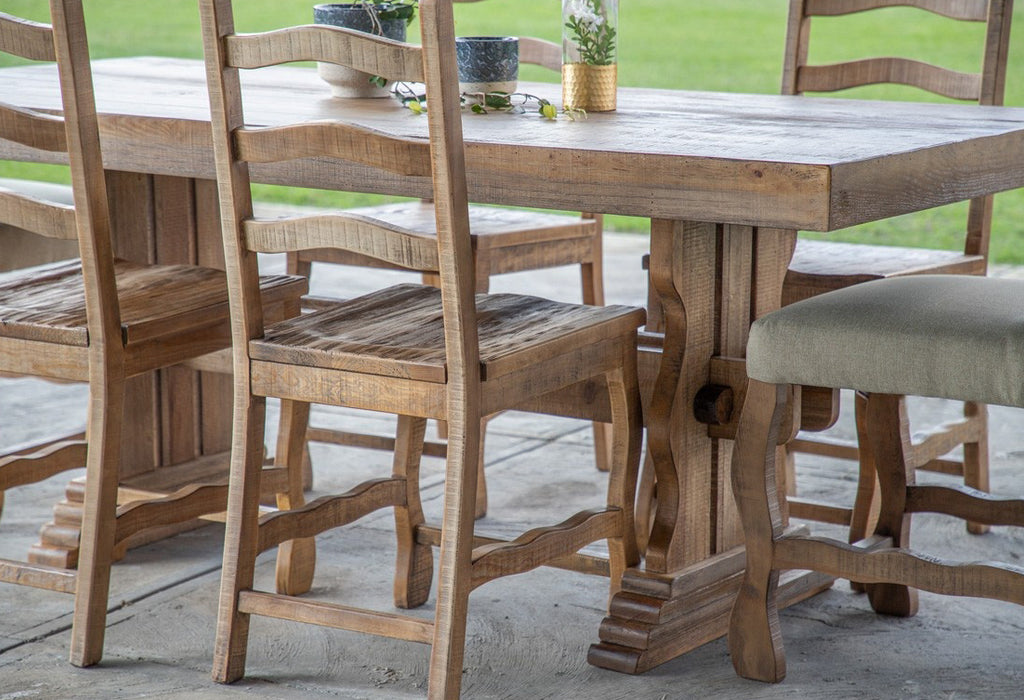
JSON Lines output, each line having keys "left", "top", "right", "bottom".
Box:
{"left": 728, "top": 379, "right": 789, "bottom": 683}
{"left": 862, "top": 393, "right": 919, "bottom": 618}
{"left": 963, "top": 400, "right": 990, "bottom": 535}
{"left": 274, "top": 399, "right": 316, "bottom": 596}
{"left": 393, "top": 415, "right": 433, "bottom": 609}
{"left": 604, "top": 342, "right": 642, "bottom": 593}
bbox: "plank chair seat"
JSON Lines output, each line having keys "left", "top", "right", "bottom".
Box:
{"left": 777, "top": 0, "right": 1014, "bottom": 540}
{"left": 729, "top": 274, "right": 1024, "bottom": 684}
{"left": 0, "top": 256, "right": 301, "bottom": 351}
{"left": 0, "top": 2, "right": 307, "bottom": 669}
{"left": 252, "top": 283, "right": 642, "bottom": 381}
{"left": 291, "top": 10, "right": 611, "bottom": 515}
{"left": 783, "top": 240, "right": 988, "bottom": 305}
{"left": 200, "top": 1, "right": 644, "bottom": 696}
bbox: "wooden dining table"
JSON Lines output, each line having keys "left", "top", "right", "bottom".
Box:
{"left": 4, "top": 56, "right": 1024, "bottom": 673}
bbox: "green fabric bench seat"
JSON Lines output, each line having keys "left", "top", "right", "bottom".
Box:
{"left": 747, "top": 275, "right": 1024, "bottom": 408}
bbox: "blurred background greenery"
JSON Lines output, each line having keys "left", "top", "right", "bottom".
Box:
{"left": 3, "top": 1, "right": 1024, "bottom": 261}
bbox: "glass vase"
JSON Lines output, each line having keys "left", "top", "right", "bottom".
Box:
{"left": 561, "top": 0, "right": 618, "bottom": 112}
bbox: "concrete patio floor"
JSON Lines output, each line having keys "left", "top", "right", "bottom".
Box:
{"left": 2, "top": 232, "right": 1024, "bottom": 699}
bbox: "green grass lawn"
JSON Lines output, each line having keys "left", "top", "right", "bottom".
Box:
{"left": 4, "top": 0, "right": 1024, "bottom": 261}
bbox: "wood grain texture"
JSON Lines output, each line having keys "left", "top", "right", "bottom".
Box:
{"left": 238, "top": 590, "right": 435, "bottom": 644}
{"left": 235, "top": 121, "right": 431, "bottom": 176}
{"left": 728, "top": 379, "right": 788, "bottom": 683}
{"left": 797, "top": 58, "right": 981, "bottom": 100}
{"left": 251, "top": 283, "right": 642, "bottom": 383}
{"left": 246, "top": 211, "right": 438, "bottom": 270}
{"left": 0, "top": 11, "right": 57, "bottom": 61}
{"left": 470, "top": 508, "right": 622, "bottom": 589}
{"left": 0, "top": 557, "right": 76, "bottom": 593}
{"left": 0, "top": 258, "right": 304, "bottom": 347}
{"left": 804, "top": 0, "right": 990, "bottom": 20}
{"left": 0, "top": 183, "right": 76, "bottom": 239}
{"left": 112, "top": 483, "right": 229, "bottom": 548}
{"left": 255, "top": 478, "right": 406, "bottom": 553}
{"left": 0, "top": 103, "right": 67, "bottom": 153}
{"left": 774, "top": 534, "right": 1024, "bottom": 606}
{"left": 8, "top": 57, "right": 1024, "bottom": 231}
{"left": 225, "top": 24, "right": 425, "bottom": 83}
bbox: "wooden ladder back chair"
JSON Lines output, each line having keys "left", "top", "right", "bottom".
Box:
{"left": 289, "top": 0, "right": 612, "bottom": 517}
{"left": 728, "top": 274, "right": 1024, "bottom": 685}
{"left": 0, "top": 1, "right": 307, "bottom": 668}
{"left": 779, "top": 0, "right": 1014, "bottom": 539}
{"left": 200, "top": 0, "right": 644, "bottom": 694}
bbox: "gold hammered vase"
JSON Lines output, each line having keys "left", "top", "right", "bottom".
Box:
{"left": 561, "top": 63, "right": 617, "bottom": 112}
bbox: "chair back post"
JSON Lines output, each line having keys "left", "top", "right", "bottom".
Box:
{"left": 780, "top": 0, "right": 809, "bottom": 95}
{"left": 965, "top": 0, "right": 1014, "bottom": 261}
{"left": 198, "top": 0, "right": 263, "bottom": 368}
{"left": 420, "top": 0, "right": 482, "bottom": 401}
{"left": 47, "top": 0, "right": 124, "bottom": 361}
{"left": 980, "top": 0, "right": 1014, "bottom": 107}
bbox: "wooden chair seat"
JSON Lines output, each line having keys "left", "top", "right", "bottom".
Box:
{"left": 783, "top": 240, "right": 988, "bottom": 306}
{"left": 298, "top": 201, "right": 598, "bottom": 267}
{"left": 0, "top": 258, "right": 303, "bottom": 347}
{"left": 253, "top": 283, "right": 643, "bottom": 383}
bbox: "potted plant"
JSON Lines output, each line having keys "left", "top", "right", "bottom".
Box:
{"left": 561, "top": 0, "right": 618, "bottom": 111}
{"left": 313, "top": 1, "right": 418, "bottom": 97}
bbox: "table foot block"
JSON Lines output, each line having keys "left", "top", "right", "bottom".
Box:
{"left": 589, "top": 551, "right": 834, "bottom": 674}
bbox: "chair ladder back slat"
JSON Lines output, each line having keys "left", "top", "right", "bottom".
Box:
{"left": 234, "top": 121, "right": 432, "bottom": 177}
{"left": 518, "top": 36, "right": 561, "bottom": 72}
{"left": 243, "top": 214, "right": 440, "bottom": 272}
{"left": 0, "top": 103, "right": 68, "bottom": 152}
{"left": 200, "top": 0, "right": 266, "bottom": 345}
{"left": 225, "top": 25, "right": 425, "bottom": 83}
{"left": 797, "top": 58, "right": 982, "bottom": 100}
{"left": 0, "top": 12, "right": 56, "bottom": 61}
{"left": 419, "top": 0, "right": 481, "bottom": 392}
{"left": 48, "top": 0, "right": 122, "bottom": 353}
{"left": 803, "top": 0, "right": 991, "bottom": 21}
{"left": 0, "top": 187, "right": 77, "bottom": 240}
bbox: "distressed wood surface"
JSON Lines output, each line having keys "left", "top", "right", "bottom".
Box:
{"left": 251, "top": 283, "right": 642, "bottom": 383}
{"left": 4, "top": 57, "right": 1024, "bottom": 230}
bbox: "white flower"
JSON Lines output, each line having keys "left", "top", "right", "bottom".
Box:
{"left": 565, "top": 0, "right": 604, "bottom": 28}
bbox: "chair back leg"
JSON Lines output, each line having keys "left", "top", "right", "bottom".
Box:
{"left": 861, "top": 393, "right": 919, "bottom": 618}
{"left": 69, "top": 367, "right": 126, "bottom": 667}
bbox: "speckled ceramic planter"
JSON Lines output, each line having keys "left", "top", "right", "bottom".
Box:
{"left": 313, "top": 3, "right": 407, "bottom": 98}
{"left": 456, "top": 36, "right": 518, "bottom": 95}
